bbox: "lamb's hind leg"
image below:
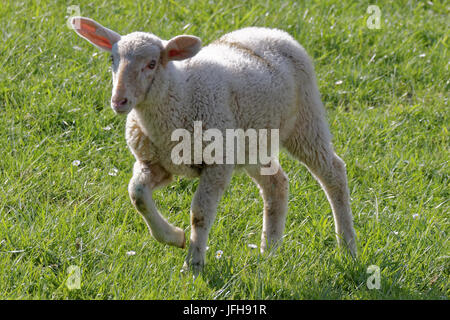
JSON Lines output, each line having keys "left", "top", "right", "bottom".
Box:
{"left": 285, "top": 127, "right": 357, "bottom": 256}
{"left": 245, "top": 163, "right": 289, "bottom": 253}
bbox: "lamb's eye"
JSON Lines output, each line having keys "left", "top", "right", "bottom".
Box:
{"left": 110, "top": 55, "right": 114, "bottom": 64}
{"left": 147, "top": 60, "right": 156, "bottom": 69}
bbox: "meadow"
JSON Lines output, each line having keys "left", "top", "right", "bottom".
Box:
{"left": 0, "top": 0, "right": 448, "bottom": 299}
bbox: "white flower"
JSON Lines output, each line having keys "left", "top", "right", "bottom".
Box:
{"left": 72, "top": 160, "right": 81, "bottom": 166}
{"left": 102, "top": 125, "right": 112, "bottom": 131}
{"left": 215, "top": 250, "right": 223, "bottom": 259}
{"left": 248, "top": 244, "right": 258, "bottom": 249}
{"left": 412, "top": 214, "right": 419, "bottom": 219}
{"left": 109, "top": 168, "right": 119, "bottom": 176}
{"left": 335, "top": 80, "right": 343, "bottom": 85}
{"left": 126, "top": 250, "right": 136, "bottom": 256}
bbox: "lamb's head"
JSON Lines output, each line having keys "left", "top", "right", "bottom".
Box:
{"left": 71, "top": 17, "right": 201, "bottom": 114}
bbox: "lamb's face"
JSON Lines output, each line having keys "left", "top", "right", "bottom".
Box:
{"left": 71, "top": 17, "right": 201, "bottom": 114}
{"left": 110, "top": 33, "right": 164, "bottom": 114}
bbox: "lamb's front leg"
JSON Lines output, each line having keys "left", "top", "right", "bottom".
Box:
{"left": 183, "top": 165, "right": 234, "bottom": 275}
{"left": 128, "top": 161, "right": 186, "bottom": 248}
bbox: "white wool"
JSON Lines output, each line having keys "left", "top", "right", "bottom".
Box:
{"left": 72, "top": 19, "right": 357, "bottom": 275}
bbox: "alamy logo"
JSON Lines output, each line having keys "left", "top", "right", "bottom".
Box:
{"left": 66, "top": 5, "right": 81, "bottom": 30}
{"left": 367, "top": 5, "right": 381, "bottom": 30}
{"left": 66, "top": 265, "right": 81, "bottom": 290}
{"left": 366, "top": 265, "right": 381, "bottom": 290}
{"left": 171, "top": 121, "right": 279, "bottom": 175}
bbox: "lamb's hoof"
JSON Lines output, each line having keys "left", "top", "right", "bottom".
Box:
{"left": 181, "top": 260, "right": 203, "bottom": 280}
{"left": 190, "top": 262, "right": 203, "bottom": 280}
{"left": 338, "top": 236, "right": 357, "bottom": 259}
{"left": 260, "top": 238, "right": 282, "bottom": 256}
{"left": 345, "top": 242, "right": 358, "bottom": 259}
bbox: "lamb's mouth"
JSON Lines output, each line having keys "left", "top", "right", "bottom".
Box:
{"left": 112, "top": 103, "right": 133, "bottom": 115}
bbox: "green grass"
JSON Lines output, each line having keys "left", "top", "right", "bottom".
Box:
{"left": 0, "top": 0, "right": 448, "bottom": 299}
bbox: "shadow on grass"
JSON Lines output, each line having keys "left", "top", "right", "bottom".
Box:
{"left": 194, "top": 251, "right": 445, "bottom": 300}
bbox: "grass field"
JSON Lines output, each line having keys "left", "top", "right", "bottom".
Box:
{"left": 0, "top": 0, "right": 448, "bottom": 299}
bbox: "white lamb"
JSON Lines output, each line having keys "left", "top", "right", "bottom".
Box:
{"left": 71, "top": 17, "right": 357, "bottom": 274}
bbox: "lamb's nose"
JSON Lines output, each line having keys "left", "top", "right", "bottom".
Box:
{"left": 113, "top": 98, "right": 128, "bottom": 107}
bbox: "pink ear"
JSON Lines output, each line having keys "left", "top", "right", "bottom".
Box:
{"left": 71, "top": 17, "right": 121, "bottom": 52}
{"left": 168, "top": 49, "right": 182, "bottom": 58}
{"left": 77, "top": 20, "right": 112, "bottom": 49}
{"left": 164, "top": 35, "right": 202, "bottom": 63}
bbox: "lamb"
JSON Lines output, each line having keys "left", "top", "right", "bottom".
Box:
{"left": 70, "top": 17, "right": 357, "bottom": 274}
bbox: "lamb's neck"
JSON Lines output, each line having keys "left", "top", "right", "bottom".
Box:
{"left": 135, "top": 62, "right": 189, "bottom": 141}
